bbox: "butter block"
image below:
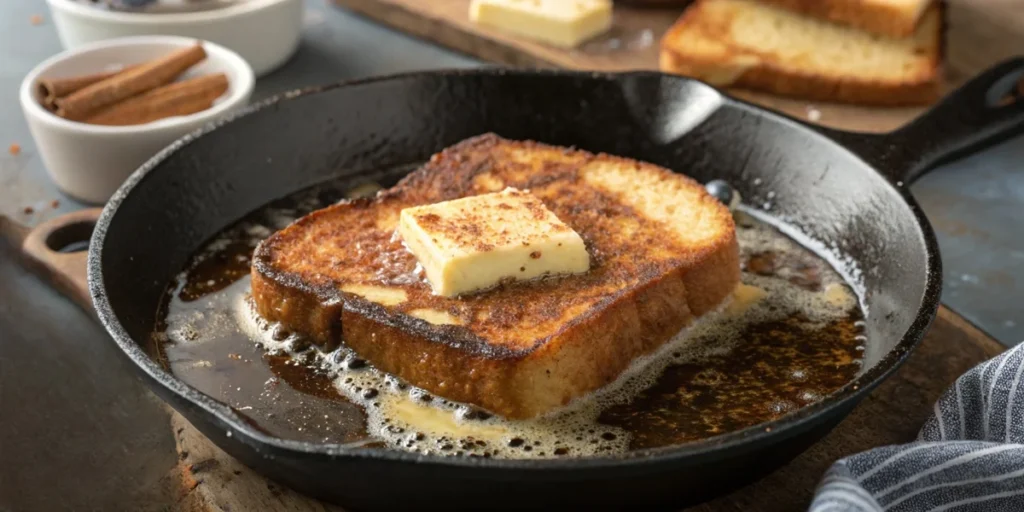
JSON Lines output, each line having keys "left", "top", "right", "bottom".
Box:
{"left": 398, "top": 188, "right": 590, "bottom": 297}
{"left": 469, "top": 0, "right": 613, "bottom": 49}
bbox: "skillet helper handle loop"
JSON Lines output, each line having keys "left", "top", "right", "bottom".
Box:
{"left": 833, "top": 58, "right": 1024, "bottom": 185}
{"left": 0, "top": 208, "right": 102, "bottom": 313}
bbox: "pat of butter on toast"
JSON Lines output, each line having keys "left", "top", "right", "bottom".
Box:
{"left": 469, "top": 0, "right": 613, "bottom": 48}
{"left": 399, "top": 188, "right": 591, "bottom": 297}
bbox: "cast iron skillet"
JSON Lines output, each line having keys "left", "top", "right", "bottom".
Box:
{"left": 19, "top": 60, "right": 1024, "bottom": 510}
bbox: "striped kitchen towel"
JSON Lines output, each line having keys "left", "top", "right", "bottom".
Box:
{"left": 810, "top": 342, "right": 1024, "bottom": 511}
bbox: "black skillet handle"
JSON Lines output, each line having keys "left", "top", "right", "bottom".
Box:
{"left": 826, "top": 58, "right": 1024, "bottom": 185}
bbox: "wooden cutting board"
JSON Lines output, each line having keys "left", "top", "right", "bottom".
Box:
{"left": 330, "top": 0, "right": 1024, "bottom": 133}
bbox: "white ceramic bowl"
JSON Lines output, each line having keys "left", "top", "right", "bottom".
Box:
{"left": 46, "top": 0, "right": 303, "bottom": 77}
{"left": 20, "top": 36, "right": 255, "bottom": 204}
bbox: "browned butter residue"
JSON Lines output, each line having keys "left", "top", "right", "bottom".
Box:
{"left": 152, "top": 177, "right": 864, "bottom": 456}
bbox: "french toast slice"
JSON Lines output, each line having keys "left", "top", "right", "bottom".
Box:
{"left": 659, "top": 0, "right": 944, "bottom": 106}
{"left": 251, "top": 134, "right": 739, "bottom": 419}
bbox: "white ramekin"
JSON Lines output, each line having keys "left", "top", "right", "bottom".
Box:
{"left": 20, "top": 35, "right": 255, "bottom": 204}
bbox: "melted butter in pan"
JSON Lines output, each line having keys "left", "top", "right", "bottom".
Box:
{"left": 153, "top": 181, "right": 865, "bottom": 458}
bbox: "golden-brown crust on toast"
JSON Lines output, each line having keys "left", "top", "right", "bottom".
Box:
{"left": 658, "top": 0, "right": 944, "bottom": 106}
{"left": 251, "top": 134, "right": 739, "bottom": 418}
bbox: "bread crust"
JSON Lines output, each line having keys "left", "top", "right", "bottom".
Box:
{"left": 658, "top": 0, "right": 944, "bottom": 106}
{"left": 251, "top": 134, "right": 739, "bottom": 418}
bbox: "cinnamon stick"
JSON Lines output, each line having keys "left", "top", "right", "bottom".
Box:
{"left": 55, "top": 43, "right": 207, "bottom": 121}
{"left": 36, "top": 65, "right": 139, "bottom": 111}
{"left": 85, "top": 73, "right": 229, "bottom": 126}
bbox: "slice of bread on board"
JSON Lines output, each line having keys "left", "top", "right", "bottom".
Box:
{"left": 659, "top": 0, "right": 943, "bottom": 106}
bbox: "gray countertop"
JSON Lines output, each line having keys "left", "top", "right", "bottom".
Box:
{"left": 0, "top": 0, "right": 1021, "bottom": 509}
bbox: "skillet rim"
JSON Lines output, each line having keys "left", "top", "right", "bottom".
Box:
{"left": 87, "top": 67, "right": 942, "bottom": 472}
